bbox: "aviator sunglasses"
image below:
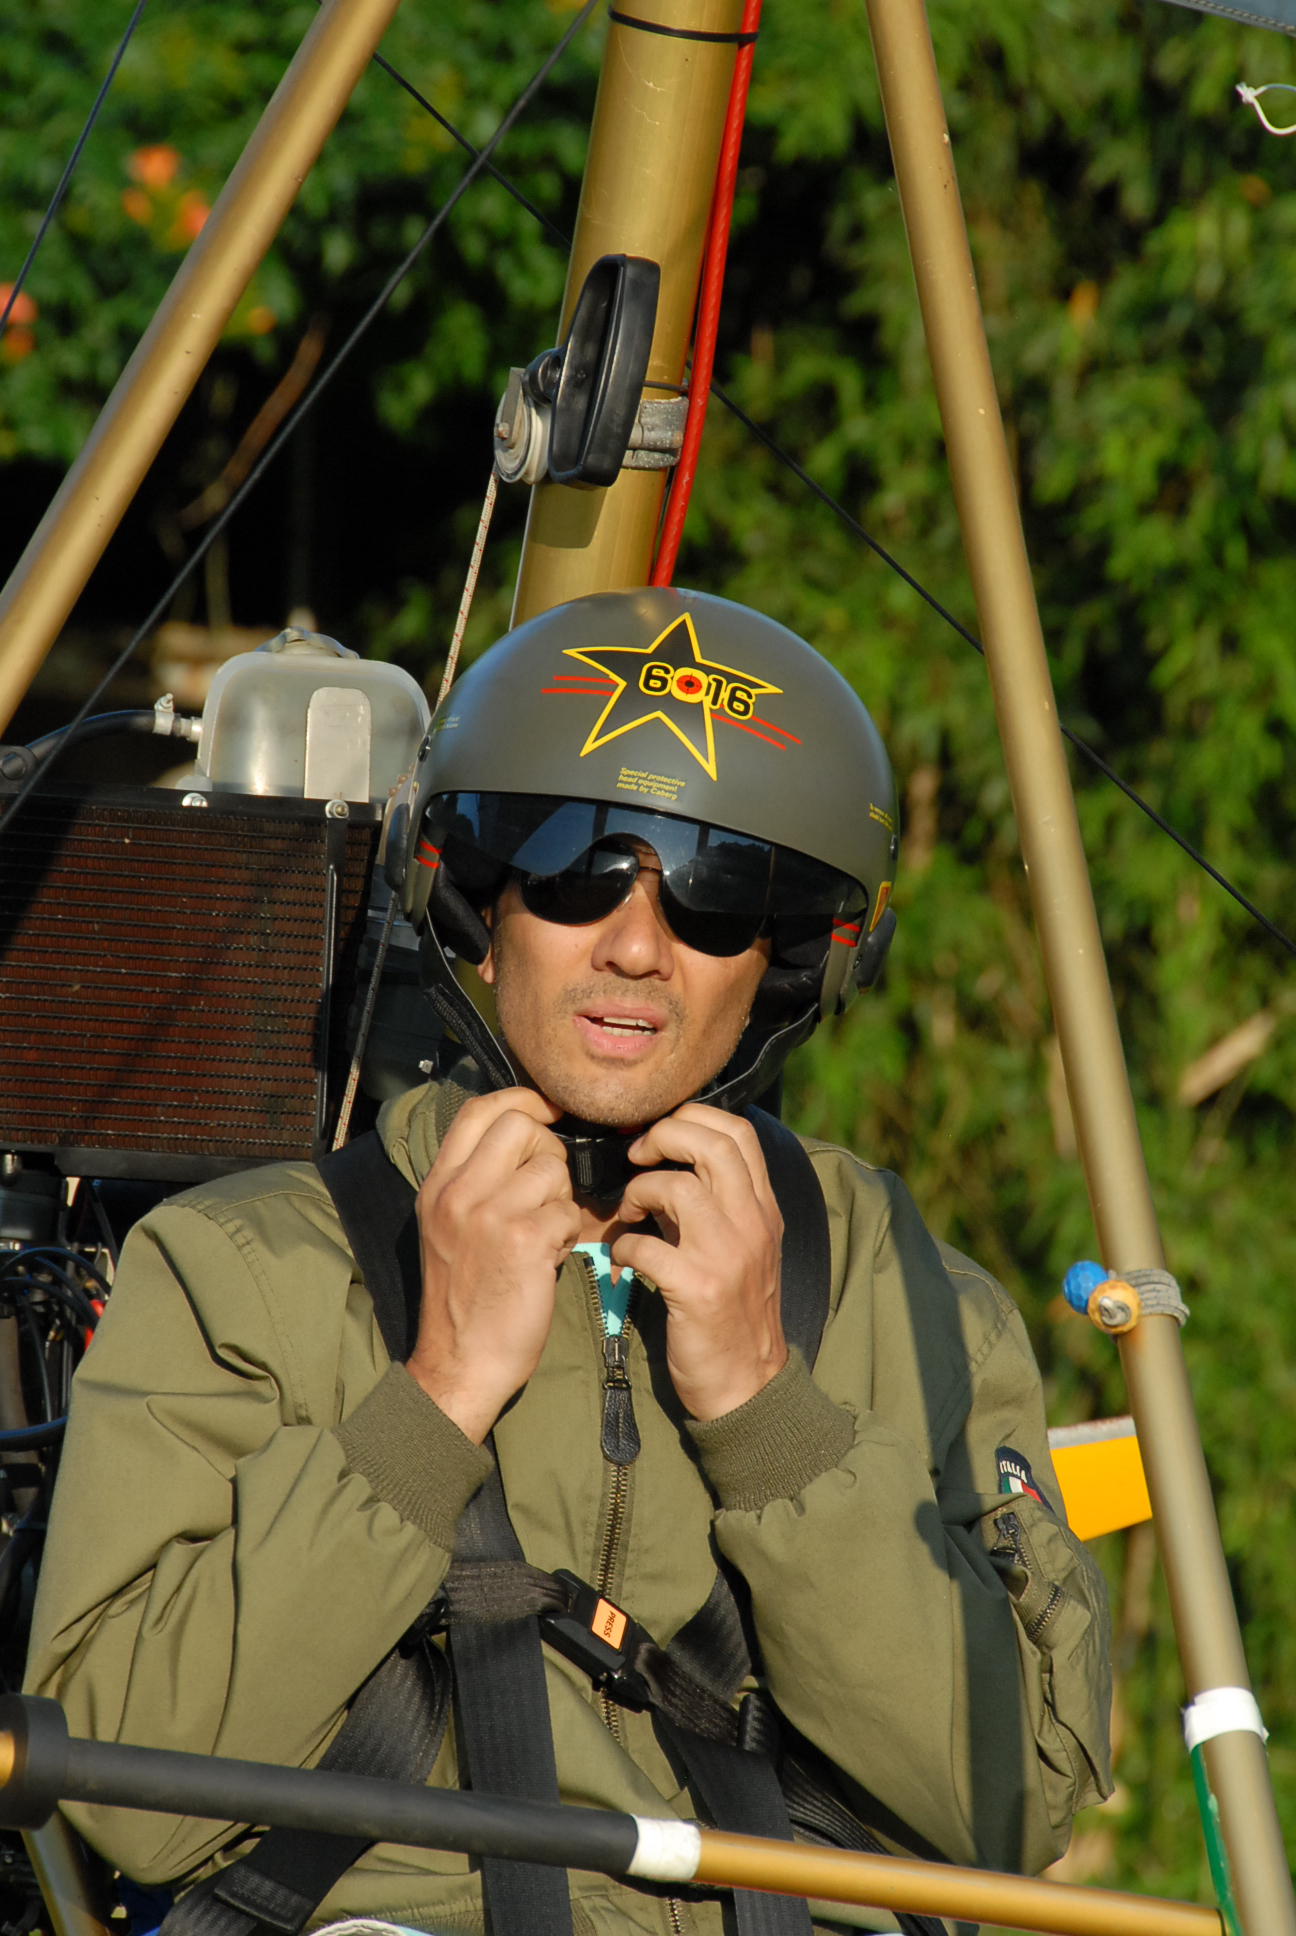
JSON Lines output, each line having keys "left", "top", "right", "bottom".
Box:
{"left": 427, "top": 794, "right": 865, "bottom": 960}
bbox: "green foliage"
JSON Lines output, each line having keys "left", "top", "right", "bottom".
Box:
{"left": 3, "top": 0, "right": 1295, "bottom": 1898}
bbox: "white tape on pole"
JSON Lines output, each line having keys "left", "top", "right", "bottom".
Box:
{"left": 1183, "top": 1686, "right": 1269, "bottom": 1753}
{"left": 628, "top": 1816, "right": 703, "bottom": 1882}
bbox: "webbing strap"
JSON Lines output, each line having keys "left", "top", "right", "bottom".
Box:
{"left": 741, "top": 1107, "right": 831, "bottom": 1370}
{"left": 318, "top": 1132, "right": 570, "bottom": 1934}
{"left": 160, "top": 1642, "right": 452, "bottom": 1936}
{"left": 187, "top": 1108, "right": 837, "bottom": 1936}
{"left": 659, "top": 1721, "right": 813, "bottom": 1936}
{"left": 316, "top": 1131, "right": 420, "bottom": 1360}
{"left": 451, "top": 1465, "right": 574, "bottom": 1936}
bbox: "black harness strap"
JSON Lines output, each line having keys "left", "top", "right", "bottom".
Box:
{"left": 316, "top": 1132, "right": 422, "bottom": 1359}
{"left": 450, "top": 1465, "right": 574, "bottom": 1936}
{"left": 162, "top": 1137, "right": 442, "bottom": 1936}
{"left": 741, "top": 1106, "right": 831, "bottom": 1370}
{"left": 320, "top": 1135, "right": 571, "bottom": 1936}
{"left": 167, "top": 1114, "right": 839, "bottom": 1936}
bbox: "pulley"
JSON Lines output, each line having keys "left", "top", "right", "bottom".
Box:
{"left": 494, "top": 255, "right": 683, "bottom": 488}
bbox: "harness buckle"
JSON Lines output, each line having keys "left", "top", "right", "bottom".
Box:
{"left": 541, "top": 1568, "right": 654, "bottom": 1709}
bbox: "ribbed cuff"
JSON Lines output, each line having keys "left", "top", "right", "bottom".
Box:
{"left": 687, "top": 1350, "right": 855, "bottom": 1512}
{"left": 335, "top": 1363, "right": 493, "bottom": 1548}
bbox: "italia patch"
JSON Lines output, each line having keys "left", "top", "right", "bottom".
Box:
{"left": 996, "top": 1446, "right": 1055, "bottom": 1512}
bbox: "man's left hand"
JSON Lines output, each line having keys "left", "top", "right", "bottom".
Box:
{"left": 612, "top": 1104, "right": 787, "bottom": 1421}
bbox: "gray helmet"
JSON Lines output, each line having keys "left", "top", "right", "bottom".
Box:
{"left": 385, "top": 588, "right": 898, "bottom": 1174}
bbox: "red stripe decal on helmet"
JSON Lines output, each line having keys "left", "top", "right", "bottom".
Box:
{"left": 416, "top": 839, "right": 442, "bottom": 871}
{"left": 832, "top": 922, "right": 862, "bottom": 945}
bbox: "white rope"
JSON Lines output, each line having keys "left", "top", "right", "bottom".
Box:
{"left": 331, "top": 890, "right": 398, "bottom": 1151}
{"left": 1236, "top": 81, "right": 1296, "bottom": 136}
{"left": 332, "top": 469, "right": 499, "bottom": 1143}
{"left": 438, "top": 469, "right": 499, "bottom": 707}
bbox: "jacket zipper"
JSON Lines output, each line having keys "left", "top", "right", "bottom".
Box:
{"left": 580, "top": 1260, "right": 686, "bottom": 1936}
{"left": 580, "top": 1254, "right": 639, "bottom": 1734}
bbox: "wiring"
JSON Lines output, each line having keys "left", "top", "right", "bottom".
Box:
{"left": 0, "top": 0, "right": 599, "bottom": 844}
{"left": 376, "top": 72, "right": 1295, "bottom": 957}
{"left": 0, "top": 0, "right": 149, "bottom": 342}
{"left": 3, "top": 10, "right": 1290, "bottom": 957}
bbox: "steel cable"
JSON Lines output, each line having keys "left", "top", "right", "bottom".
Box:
{"left": 0, "top": 0, "right": 150, "bottom": 342}
{"left": 364, "top": 58, "right": 1295, "bottom": 959}
{"left": 4, "top": 9, "right": 1290, "bottom": 960}
{"left": 0, "top": 0, "right": 599, "bottom": 841}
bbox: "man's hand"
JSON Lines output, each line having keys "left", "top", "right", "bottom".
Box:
{"left": 407, "top": 1089, "right": 580, "bottom": 1444}
{"left": 612, "top": 1105, "right": 787, "bottom": 1421}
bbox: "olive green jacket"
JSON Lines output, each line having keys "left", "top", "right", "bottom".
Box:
{"left": 26, "top": 1078, "right": 1111, "bottom": 1936}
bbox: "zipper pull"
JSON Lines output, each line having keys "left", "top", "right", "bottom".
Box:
{"left": 601, "top": 1334, "right": 640, "bottom": 1466}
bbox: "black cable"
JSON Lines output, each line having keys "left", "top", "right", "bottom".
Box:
{"left": 0, "top": 0, "right": 599, "bottom": 843}
{"left": 5, "top": 1247, "right": 112, "bottom": 1299}
{"left": 712, "top": 386, "right": 1296, "bottom": 959}
{"left": 0, "top": 1418, "right": 66, "bottom": 1452}
{"left": 358, "top": 67, "right": 1296, "bottom": 960}
{"left": 17, "top": 1302, "right": 53, "bottom": 1425}
{"left": 0, "top": 0, "right": 150, "bottom": 342}
{"left": 0, "top": 1269, "right": 98, "bottom": 1333}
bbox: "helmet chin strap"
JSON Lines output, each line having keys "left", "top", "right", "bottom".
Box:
{"left": 419, "top": 920, "right": 821, "bottom": 1205}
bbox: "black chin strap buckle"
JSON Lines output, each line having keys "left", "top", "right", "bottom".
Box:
{"left": 558, "top": 1128, "right": 638, "bottom": 1202}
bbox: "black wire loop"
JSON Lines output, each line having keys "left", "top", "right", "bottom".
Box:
{"left": 2, "top": 3, "right": 1291, "bottom": 963}
{"left": 0, "top": 0, "right": 150, "bottom": 341}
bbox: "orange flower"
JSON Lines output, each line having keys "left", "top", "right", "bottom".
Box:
{"left": 246, "top": 305, "right": 277, "bottom": 336}
{"left": 0, "top": 330, "right": 35, "bottom": 363}
{"left": 175, "top": 191, "right": 210, "bottom": 241}
{"left": 0, "top": 284, "right": 38, "bottom": 325}
{"left": 128, "top": 144, "right": 180, "bottom": 188}
{"left": 121, "top": 186, "right": 152, "bottom": 225}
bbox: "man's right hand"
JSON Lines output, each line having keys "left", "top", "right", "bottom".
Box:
{"left": 405, "top": 1089, "right": 579, "bottom": 1444}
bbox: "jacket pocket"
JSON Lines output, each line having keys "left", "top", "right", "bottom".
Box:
{"left": 982, "top": 1498, "right": 1114, "bottom": 1832}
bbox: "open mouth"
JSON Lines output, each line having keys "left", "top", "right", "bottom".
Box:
{"left": 574, "top": 1007, "right": 665, "bottom": 1053}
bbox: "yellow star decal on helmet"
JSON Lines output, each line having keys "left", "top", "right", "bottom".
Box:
{"left": 562, "top": 613, "right": 783, "bottom": 780}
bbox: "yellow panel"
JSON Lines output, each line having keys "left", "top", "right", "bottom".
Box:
{"left": 1051, "top": 1434, "right": 1153, "bottom": 1542}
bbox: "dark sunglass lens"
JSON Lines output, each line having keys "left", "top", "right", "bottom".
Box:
{"left": 659, "top": 880, "right": 764, "bottom": 957}
{"left": 519, "top": 845, "right": 638, "bottom": 926}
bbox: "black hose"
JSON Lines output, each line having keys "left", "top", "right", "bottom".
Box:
{"left": 24, "top": 711, "right": 164, "bottom": 761}
{"left": 0, "top": 1420, "right": 65, "bottom": 1452}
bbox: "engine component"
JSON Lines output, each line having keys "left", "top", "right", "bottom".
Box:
{"left": 0, "top": 787, "right": 379, "bottom": 1181}
{"left": 192, "top": 628, "right": 429, "bottom": 802}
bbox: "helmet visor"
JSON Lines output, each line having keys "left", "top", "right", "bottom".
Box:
{"left": 424, "top": 793, "right": 864, "bottom": 959}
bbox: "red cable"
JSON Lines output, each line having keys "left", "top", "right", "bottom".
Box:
{"left": 650, "top": 0, "right": 762, "bottom": 587}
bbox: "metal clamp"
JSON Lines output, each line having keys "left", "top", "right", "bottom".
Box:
{"left": 495, "top": 381, "right": 686, "bottom": 484}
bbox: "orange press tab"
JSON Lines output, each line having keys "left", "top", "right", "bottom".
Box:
{"left": 590, "top": 1597, "right": 629, "bottom": 1652}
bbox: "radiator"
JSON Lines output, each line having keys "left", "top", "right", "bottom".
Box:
{"left": 0, "top": 786, "right": 379, "bottom": 1182}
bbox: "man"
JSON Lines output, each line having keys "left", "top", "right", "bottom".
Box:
{"left": 27, "top": 588, "right": 1111, "bottom": 1936}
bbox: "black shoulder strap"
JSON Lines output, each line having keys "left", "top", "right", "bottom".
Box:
{"left": 742, "top": 1105, "right": 832, "bottom": 1369}
{"left": 316, "top": 1130, "right": 420, "bottom": 1359}
{"left": 317, "top": 1131, "right": 572, "bottom": 1936}
{"left": 450, "top": 1467, "right": 574, "bottom": 1936}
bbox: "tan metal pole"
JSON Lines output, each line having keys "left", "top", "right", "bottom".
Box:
{"left": 510, "top": 0, "right": 742, "bottom": 624}
{"left": 23, "top": 1820, "right": 113, "bottom": 1936}
{"left": 0, "top": 0, "right": 406, "bottom": 738}
{"left": 861, "top": 2, "right": 1296, "bottom": 1931}
{"left": 695, "top": 1828, "right": 1220, "bottom": 1936}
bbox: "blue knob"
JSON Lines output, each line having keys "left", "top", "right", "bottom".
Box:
{"left": 1063, "top": 1260, "right": 1107, "bottom": 1313}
